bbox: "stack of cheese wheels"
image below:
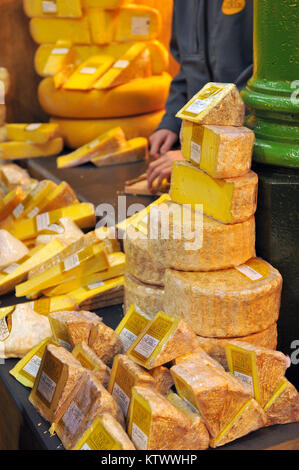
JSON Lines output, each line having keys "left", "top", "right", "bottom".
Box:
{"left": 23, "top": 0, "right": 173, "bottom": 148}
{"left": 146, "top": 82, "right": 283, "bottom": 369}
{"left": 0, "top": 68, "right": 10, "bottom": 145}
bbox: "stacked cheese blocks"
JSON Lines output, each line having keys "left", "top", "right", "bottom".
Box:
{"left": 0, "top": 68, "right": 10, "bottom": 145}
{"left": 145, "top": 83, "right": 283, "bottom": 368}
{"left": 23, "top": 0, "right": 172, "bottom": 149}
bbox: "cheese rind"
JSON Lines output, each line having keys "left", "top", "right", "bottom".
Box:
{"left": 6, "top": 123, "right": 60, "bottom": 144}
{"left": 23, "top": 0, "right": 83, "bottom": 18}
{"left": 176, "top": 82, "right": 245, "bottom": 125}
{"left": 163, "top": 259, "right": 283, "bottom": 338}
{"left": 72, "top": 341, "right": 111, "bottom": 387}
{"left": 170, "top": 161, "right": 258, "bottom": 224}
{"left": 88, "top": 320, "right": 124, "bottom": 366}
{"left": 29, "top": 17, "right": 91, "bottom": 45}
{"left": 124, "top": 273, "right": 164, "bottom": 319}
{"left": 0, "top": 137, "right": 64, "bottom": 160}
{"left": 87, "top": 8, "right": 118, "bottom": 45}
{"left": 92, "top": 137, "right": 148, "bottom": 167}
{"left": 264, "top": 378, "right": 299, "bottom": 426}
{"left": 63, "top": 55, "right": 115, "bottom": 91}
{"left": 181, "top": 122, "right": 255, "bottom": 178}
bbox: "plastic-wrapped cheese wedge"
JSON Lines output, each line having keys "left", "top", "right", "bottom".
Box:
{"left": 176, "top": 82, "right": 245, "bottom": 125}
{"left": 0, "top": 187, "right": 27, "bottom": 222}
{"left": 50, "top": 370, "right": 125, "bottom": 449}
{"left": 181, "top": 122, "right": 255, "bottom": 178}
{"left": 150, "top": 366, "right": 174, "bottom": 396}
{"left": 0, "top": 137, "right": 64, "bottom": 160}
{"left": 91, "top": 137, "right": 148, "bottom": 167}
{"left": 124, "top": 273, "right": 164, "bottom": 320}
{"left": 115, "top": 304, "right": 151, "bottom": 352}
{"left": 63, "top": 55, "right": 115, "bottom": 91}
{"left": 57, "top": 127, "right": 126, "bottom": 168}
{"left": 34, "top": 181, "right": 78, "bottom": 214}
{"left": 147, "top": 201, "right": 256, "bottom": 272}
{"left": 29, "top": 17, "right": 91, "bottom": 45}
{"left": 6, "top": 123, "right": 60, "bottom": 144}
{"left": 264, "top": 378, "right": 299, "bottom": 426}
{"left": 88, "top": 318, "right": 124, "bottom": 366}
{"left": 69, "top": 275, "right": 124, "bottom": 311}
{"left": 0, "top": 230, "right": 29, "bottom": 270}
{"left": 87, "top": 9, "right": 118, "bottom": 45}
{"left": 23, "top": 0, "right": 83, "bottom": 18}
{"left": 94, "top": 43, "right": 151, "bottom": 90}
{"left": 72, "top": 341, "right": 111, "bottom": 387}
{"left": 163, "top": 259, "right": 283, "bottom": 338}
{"left": 170, "top": 162, "right": 258, "bottom": 224}
{"left": 128, "top": 385, "right": 209, "bottom": 450}
{"left": 115, "top": 5, "right": 161, "bottom": 42}
{"left": 11, "top": 179, "right": 57, "bottom": 221}
{"left": 72, "top": 413, "right": 135, "bottom": 450}
{"left": 29, "top": 344, "right": 85, "bottom": 423}
{"left": 170, "top": 357, "right": 251, "bottom": 439}
{"left": 225, "top": 341, "right": 291, "bottom": 408}
{"left": 127, "top": 311, "right": 200, "bottom": 370}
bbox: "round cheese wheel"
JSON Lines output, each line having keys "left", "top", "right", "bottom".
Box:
{"left": 163, "top": 259, "right": 282, "bottom": 338}
{"left": 51, "top": 110, "right": 165, "bottom": 149}
{"left": 124, "top": 272, "right": 164, "bottom": 319}
{"left": 196, "top": 323, "right": 278, "bottom": 370}
{"left": 38, "top": 73, "right": 171, "bottom": 118}
{"left": 147, "top": 201, "right": 256, "bottom": 272}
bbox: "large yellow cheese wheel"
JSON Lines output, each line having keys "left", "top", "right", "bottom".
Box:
{"left": 51, "top": 110, "right": 165, "bottom": 148}
{"left": 38, "top": 73, "right": 171, "bottom": 118}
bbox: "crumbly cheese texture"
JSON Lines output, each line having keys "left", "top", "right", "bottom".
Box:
{"left": 115, "top": 5, "right": 161, "bottom": 42}
{"left": 128, "top": 385, "right": 209, "bottom": 450}
{"left": 264, "top": 378, "right": 299, "bottom": 426}
{"left": 88, "top": 321, "right": 124, "bottom": 366}
{"left": 170, "top": 161, "right": 258, "bottom": 224}
{"left": 94, "top": 43, "right": 151, "bottom": 90}
{"left": 6, "top": 123, "right": 60, "bottom": 144}
{"left": 36, "top": 181, "right": 78, "bottom": 213}
{"left": 92, "top": 137, "right": 148, "bottom": 167}
{"left": 0, "top": 229, "right": 29, "bottom": 270}
{"left": 176, "top": 82, "right": 245, "bottom": 125}
{"left": 163, "top": 259, "right": 283, "bottom": 338}
{"left": 0, "top": 137, "right": 64, "bottom": 160}
{"left": 72, "top": 341, "right": 111, "bottom": 388}
{"left": 57, "top": 127, "right": 126, "bottom": 168}
{"left": 124, "top": 272, "right": 164, "bottom": 319}
{"left": 181, "top": 122, "right": 255, "bottom": 178}
{"left": 147, "top": 201, "right": 256, "bottom": 272}
{"left": 63, "top": 55, "right": 115, "bottom": 91}
{"left": 23, "top": 0, "right": 83, "bottom": 18}
{"left": 150, "top": 366, "right": 174, "bottom": 396}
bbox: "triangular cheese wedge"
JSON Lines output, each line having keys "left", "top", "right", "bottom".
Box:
{"left": 63, "top": 55, "right": 115, "bottom": 90}
{"left": 264, "top": 377, "right": 299, "bottom": 426}
{"left": 0, "top": 138, "right": 64, "bottom": 160}
{"left": 91, "top": 137, "right": 148, "bottom": 167}
{"left": 6, "top": 123, "right": 60, "bottom": 144}
{"left": 42, "top": 40, "right": 81, "bottom": 78}
{"left": 0, "top": 230, "right": 29, "bottom": 270}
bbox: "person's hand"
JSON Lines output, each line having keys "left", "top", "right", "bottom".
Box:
{"left": 148, "top": 129, "right": 178, "bottom": 160}
{"left": 147, "top": 150, "right": 184, "bottom": 193}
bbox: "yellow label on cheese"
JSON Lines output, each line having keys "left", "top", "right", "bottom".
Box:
{"left": 263, "top": 377, "right": 289, "bottom": 412}
{"left": 225, "top": 343, "right": 260, "bottom": 403}
{"left": 129, "top": 388, "right": 151, "bottom": 450}
{"left": 48, "top": 316, "right": 72, "bottom": 350}
{"left": 222, "top": 0, "right": 246, "bottom": 15}
{"left": 213, "top": 398, "right": 251, "bottom": 446}
{"left": 235, "top": 258, "right": 270, "bottom": 282}
{"left": 109, "top": 359, "right": 135, "bottom": 417}
{"left": 35, "top": 348, "right": 63, "bottom": 407}
{"left": 73, "top": 416, "right": 123, "bottom": 451}
{"left": 69, "top": 276, "right": 124, "bottom": 306}
{"left": 171, "top": 375, "right": 200, "bottom": 414}
{"left": 115, "top": 304, "right": 151, "bottom": 351}
{"left": 180, "top": 85, "right": 224, "bottom": 118}
{"left": 0, "top": 306, "right": 14, "bottom": 341}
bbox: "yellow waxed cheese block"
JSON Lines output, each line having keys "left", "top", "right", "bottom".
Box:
{"left": 0, "top": 187, "right": 27, "bottom": 222}
{"left": 36, "top": 181, "right": 78, "bottom": 213}
{"left": 63, "top": 55, "right": 115, "bottom": 91}
{"left": 6, "top": 123, "right": 60, "bottom": 144}
{"left": 181, "top": 122, "right": 255, "bottom": 178}
{"left": 81, "top": 0, "right": 127, "bottom": 8}
{"left": 93, "top": 43, "right": 151, "bottom": 90}
{"left": 43, "top": 41, "right": 81, "bottom": 78}
{"left": 0, "top": 137, "right": 64, "bottom": 160}
{"left": 176, "top": 82, "right": 245, "bottom": 125}
{"left": 115, "top": 304, "right": 151, "bottom": 352}
{"left": 69, "top": 275, "right": 124, "bottom": 310}
{"left": 38, "top": 74, "right": 171, "bottom": 118}
{"left": 23, "top": 0, "right": 83, "bottom": 17}
{"left": 11, "top": 179, "right": 57, "bottom": 221}
{"left": 170, "top": 161, "right": 258, "bottom": 224}
{"left": 147, "top": 39, "right": 169, "bottom": 75}
{"left": 115, "top": 5, "right": 161, "bottom": 43}
{"left": 50, "top": 111, "right": 165, "bottom": 149}
{"left": 87, "top": 9, "right": 118, "bottom": 45}
{"left": 57, "top": 127, "right": 126, "bottom": 168}
{"left": 11, "top": 202, "right": 96, "bottom": 241}
{"left": 92, "top": 137, "right": 148, "bottom": 167}
{"left": 29, "top": 17, "right": 91, "bottom": 45}
{"left": 163, "top": 258, "right": 283, "bottom": 338}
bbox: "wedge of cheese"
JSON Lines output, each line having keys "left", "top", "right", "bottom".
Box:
{"left": 51, "top": 370, "right": 125, "bottom": 449}
{"left": 176, "top": 82, "right": 245, "bottom": 125}
{"left": 148, "top": 40, "right": 169, "bottom": 75}
{"left": 181, "top": 122, "right": 255, "bottom": 178}
{"left": 69, "top": 275, "right": 124, "bottom": 311}
{"left": 124, "top": 225, "right": 165, "bottom": 286}
{"left": 6, "top": 123, "right": 60, "bottom": 144}
{"left": 31, "top": 294, "right": 77, "bottom": 314}
{"left": 57, "top": 127, "right": 126, "bottom": 168}
{"left": 0, "top": 244, "right": 42, "bottom": 284}
{"left": 196, "top": 323, "right": 278, "bottom": 370}
{"left": 127, "top": 311, "right": 199, "bottom": 370}
{"left": 0, "top": 164, "right": 31, "bottom": 191}
{"left": 170, "top": 357, "right": 251, "bottom": 439}
{"left": 0, "top": 230, "right": 29, "bottom": 270}
{"left": 23, "top": 0, "right": 83, "bottom": 18}
{"left": 128, "top": 385, "right": 209, "bottom": 450}
{"left": 225, "top": 341, "right": 291, "bottom": 408}
{"left": 210, "top": 399, "right": 267, "bottom": 448}
{"left": 115, "top": 5, "right": 161, "bottom": 42}
{"left": 72, "top": 413, "right": 135, "bottom": 450}
{"left": 11, "top": 202, "right": 96, "bottom": 241}
{"left": 34, "top": 181, "right": 78, "bottom": 214}
{"left": 163, "top": 259, "right": 283, "bottom": 338}
{"left": 12, "top": 179, "right": 57, "bottom": 221}
{"left": 87, "top": 8, "right": 118, "bottom": 45}
{"left": 42, "top": 40, "right": 81, "bottom": 78}
{"left": 150, "top": 366, "right": 174, "bottom": 396}
{"left": 0, "top": 137, "right": 64, "bottom": 160}
{"left": 29, "top": 344, "right": 86, "bottom": 422}
{"left": 147, "top": 201, "right": 256, "bottom": 272}
{"left": 35, "top": 217, "right": 83, "bottom": 246}
{"left": 91, "top": 137, "right": 148, "bottom": 167}
{"left": 88, "top": 320, "right": 124, "bottom": 366}
{"left": 29, "top": 17, "right": 91, "bottom": 45}
{"left": 72, "top": 341, "right": 111, "bottom": 387}
{"left": 170, "top": 162, "right": 258, "bottom": 224}
{"left": 63, "top": 55, "right": 115, "bottom": 91}
{"left": 115, "top": 304, "right": 151, "bottom": 352}
{"left": 173, "top": 348, "right": 225, "bottom": 372}
{"left": 124, "top": 273, "right": 164, "bottom": 319}
{"left": 0, "top": 187, "right": 27, "bottom": 222}
{"left": 264, "top": 378, "right": 299, "bottom": 426}
{"left": 94, "top": 43, "right": 151, "bottom": 90}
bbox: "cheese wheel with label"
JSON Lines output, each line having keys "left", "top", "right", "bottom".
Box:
{"left": 124, "top": 272, "right": 164, "bottom": 319}
{"left": 163, "top": 259, "right": 282, "bottom": 338}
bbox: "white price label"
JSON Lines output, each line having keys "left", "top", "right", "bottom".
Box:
{"left": 52, "top": 48, "right": 69, "bottom": 55}
{"left": 118, "top": 327, "right": 137, "bottom": 351}
{"left": 233, "top": 371, "right": 254, "bottom": 395}
{"left": 80, "top": 67, "right": 97, "bottom": 75}
{"left": 37, "top": 371, "right": 56, "bottom": 403}
{"left": 88, "top": 139, "right": 100, "bottom": 149}
{"left": 36, "top": 212, "right": 50, "bottom": 231}
{"left": 12, "top": 203, "right": 25, "bottom": 219}
{"left": 131, "top": 422, "right": 148, "bottom": 450}
{"left": 62, "top": 401, "right": 84, "bottom": 435}
{"left": 2, "top": 263, "right": 20, "bottom": 274}
{"left": 190, "top": 141, "right": 201, "bottom": 163}
{"left": 113, "top": 60, "right": 130, "bottom": 69}
{"left": 186, "top": 98, "right": 211, "bottom": 114}
{"left": 26, "top": 123, "right": 42, "bottom": 131}
{"left": 87, "top": 281, "right": 104, "bottom": 290}
{"left": 0, "top": 317, "right": 10, "bottom": 341}
{"left": 22, "top": 355, "right": 42, "bottom": 378}
{"left": 63, "top": 254, "right": 80, "bottom": 272}
{"left": 235, "top": 264, "right": 263, "bottom": 281}
{"left": 27, "top": 207, "right": 40, "bottom": 219}
{"left": 131, "top": 16, "right": 150, "bottom": 36}
{"left": 133, "top": 334, "right": 159, "bottom": 358}
{"left": 42, "top": 1, "right": 57, "bottom": 13}
{"left": 112, "top": 383, "right": 130, "bottom": 416}
{"left": 47, "top": 224, "right": 64, "bottom": 234}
